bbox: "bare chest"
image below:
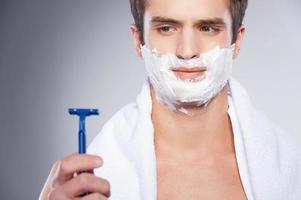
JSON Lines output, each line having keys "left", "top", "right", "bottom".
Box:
{"left": 156, "top": 155, "right": 247, "bottom": 200}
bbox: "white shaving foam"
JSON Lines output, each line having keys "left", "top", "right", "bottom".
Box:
{"left": 141, "top": 44, "right": 235, "bottom": 113}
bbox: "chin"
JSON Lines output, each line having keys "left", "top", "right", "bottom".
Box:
{"left": 175, "top": 99, "right": 209, "bottom": 109}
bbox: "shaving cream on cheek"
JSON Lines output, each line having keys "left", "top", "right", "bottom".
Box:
{"left": 141, "top": 44, "right": 235, "bottom": 113}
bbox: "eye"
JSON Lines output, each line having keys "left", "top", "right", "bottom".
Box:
{"left": 157, "top": 25, "right": 176, "bottom": 33}
{"left": 199, "top": 25, "right": 216, "bottom": 33}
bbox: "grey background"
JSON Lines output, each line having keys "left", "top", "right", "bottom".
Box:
{"left": 0, "top": 0, "right": 300, "bottom": 199}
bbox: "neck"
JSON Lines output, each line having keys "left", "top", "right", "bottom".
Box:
{"left": 151, "top": 86, "right": 235, "bottom": 160}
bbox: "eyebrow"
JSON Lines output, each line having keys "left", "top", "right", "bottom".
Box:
{"left": 150, "top": 16, "right": 226, "bottom": 27}
{"left": 151, "top": 16, "right": 183, "bottom": 26}
{"left": 196, "top": 18, "right": 226, "bottom": 27}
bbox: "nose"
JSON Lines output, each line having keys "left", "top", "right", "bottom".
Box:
{"left": 176, "top": 28, "right": 200, "bottom": 60}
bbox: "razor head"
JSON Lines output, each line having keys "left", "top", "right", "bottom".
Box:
{"left": 68, "top": 108, "right": 99, "bottom": 117}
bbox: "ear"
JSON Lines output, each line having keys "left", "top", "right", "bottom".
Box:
{"left": 130, "top": 24, "right": 143, "bottom": 58}
{"left": 233, "top": 25, "right": 246, "bottom": 59}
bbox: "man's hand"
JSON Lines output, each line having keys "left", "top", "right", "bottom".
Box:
{"left": 39, "top": 153, "right": 110, "bottom": 200}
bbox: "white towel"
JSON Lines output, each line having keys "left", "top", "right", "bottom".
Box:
{"left": 87, "top": 78, "right": 301, "bottom": 200}
{"left": 228, "top": 78, "right": 301, "bottom": 199}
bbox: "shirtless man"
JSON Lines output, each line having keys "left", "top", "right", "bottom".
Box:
{"left": 40, "top": 0, "right": 253, "bottom": 199}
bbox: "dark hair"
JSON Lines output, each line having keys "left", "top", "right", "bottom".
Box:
{"left": 130, "top": 0, "right": 248, "bottom": 44}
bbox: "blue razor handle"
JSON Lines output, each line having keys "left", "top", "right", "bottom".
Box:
{"left": 69, "top": 108, "right": 99, "bottom": 197}
{"left": 68, "top": 108, "right": 99, "bottom": 154}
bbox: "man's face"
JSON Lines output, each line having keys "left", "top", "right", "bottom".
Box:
{"left": 143, "top": 0, "right": 233, "bottom": 57}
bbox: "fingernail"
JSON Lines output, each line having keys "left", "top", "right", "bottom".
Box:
{"left": 95, "top": 158, "right": 102, "bottom": 166}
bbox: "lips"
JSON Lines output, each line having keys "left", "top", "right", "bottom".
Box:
{"left": 171, "top": 67, "right": 206, "bottom": 80}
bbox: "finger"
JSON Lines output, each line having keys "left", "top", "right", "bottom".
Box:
{"left": 53, "top": 153, "right": 103, "bottom": 186}
{"left": 48, "top": 187, "right": 69, "bottom": 200}
{"left": 75, "top": 193, "right": 108, "bottom": 200}
{"left": 60, "top": 173, "right": 111, "bottom": 198}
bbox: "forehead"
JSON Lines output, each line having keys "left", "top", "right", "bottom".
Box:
{"left": 145, "top": 0, "right": 231, "bottom": 22}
